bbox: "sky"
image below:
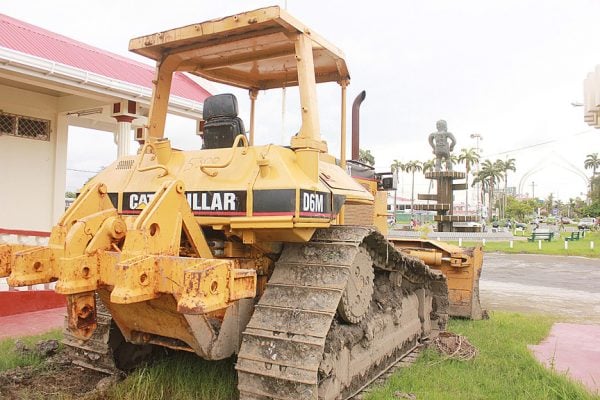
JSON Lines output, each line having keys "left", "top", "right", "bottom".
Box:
{"left": 3, "top": 0, "right": 600, "bottom": 202}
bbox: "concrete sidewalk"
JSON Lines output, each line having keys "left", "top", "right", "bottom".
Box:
{"left": 529, "top": 323, "right": 600, "bottom": 394}
{"left": 0, "top": 307, "right": 65, "bottom": 339}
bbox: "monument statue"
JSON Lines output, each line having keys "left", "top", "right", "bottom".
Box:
{"left": 428, "top": 119, "right": 456, "bottom": 171}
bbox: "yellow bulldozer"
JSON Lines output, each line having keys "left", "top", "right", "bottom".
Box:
{"left": 0, "top": 6, "right": 481, "bottom": 399}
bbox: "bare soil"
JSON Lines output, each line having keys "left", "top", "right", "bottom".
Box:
{"left": 0, "top": 352, "right": 109, "bottom": 400}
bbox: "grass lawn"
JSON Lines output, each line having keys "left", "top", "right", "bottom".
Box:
{"left": 0, "top": 329, "right": 62, "bottom": 371}
{"left": 367, "top": 312, "right": 599, "bottom": 400}
{"left": 2, "top": 316, "right": 597, "bottom": 400}
{"left": 108, "top": 354, "right": 237, "bottom": 400}
{"left": 455, "top": 231, "right": 600, "bottom": 258}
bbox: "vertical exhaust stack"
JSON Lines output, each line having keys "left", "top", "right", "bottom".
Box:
{"left": 351, "top": 90, "right": 366, "bottom": 161}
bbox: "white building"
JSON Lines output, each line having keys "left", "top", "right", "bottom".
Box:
{"left": 0, "top": 13, "right": 210, "bottom": 242}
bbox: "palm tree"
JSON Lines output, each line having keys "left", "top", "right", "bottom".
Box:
{"left": 568, "top": 197, "right": 576, "bottom": 218}
{"left": 556, "top": 199, "right": 564, "bottom": 218}
{"left": 497, "top": 158, "right": 516, "bottom": 219}
{"left": 457, "top": 148, "right": 480, "bottom": 215}
{"left": 545, "top": 193, "right": 554, "bottom": 216}
{"left": 584, "top": 153, "right": 600, "bottom": 193}
{"left": 404, "top": 160, "right": 423, "bottom": 214}
{"left": 585, "top": 153, "right": 600, "bottom": 176}
{"left": 474, "top": 159, "right": 504, "bottom": 221}
{"left": 449, "top": 153, "right": 459, "bottom": 167}
{"left": 471, "top": 173, "right": 489, "bottom": 210}
{"left": 390, "top": 160, "right": 404, "bottom": 222}
{"left": 422, "top": 159, "right": 436, "bottom": 205}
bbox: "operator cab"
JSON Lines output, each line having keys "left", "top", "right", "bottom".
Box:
{"left": 201, "top": 93, "right": 246, "bottom": 149}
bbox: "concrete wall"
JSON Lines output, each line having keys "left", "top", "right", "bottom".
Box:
{"left": 0, "top": 84, "right": 66, "bottom": 233}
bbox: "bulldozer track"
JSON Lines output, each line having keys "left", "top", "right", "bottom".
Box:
{"left": 62, "top": 294, "right": 120, "bottom": 375}
{"left": 236, "top": 226, "right": 447, "bottom": 400}
{"left": 58, "top": 226, "right": 447, "bottom": 400}
{"left": 349, "top": 346, "right": 421, "bottom": 399}
{"left": 62, "top": 292, "right": 155, "bottom": 375}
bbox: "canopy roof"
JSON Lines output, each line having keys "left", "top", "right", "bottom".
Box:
{"left": 129, "top": 6, "right": 350, "bottom": 90}
{"left": 0, "top": 12, "right": 210, "bottom": 103}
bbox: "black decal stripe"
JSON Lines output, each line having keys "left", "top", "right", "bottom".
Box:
{"left": 332, "top": 194, "right": 345, "bottom": 215}
{"left": 108, "top": 193, "right": 118, "bottom": 209}
{"left": 253, "top": 190, "right": 296, "bottom": 213}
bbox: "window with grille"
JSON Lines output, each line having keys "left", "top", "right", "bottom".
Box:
{"left": 0, "top": 112, "right": 50, "bottom": 141}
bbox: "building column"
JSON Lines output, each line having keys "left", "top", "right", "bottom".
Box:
{"left": 111, "top": 100, "right": 139, "bottom": 158}
{"left": 52, "top": 113, "right": 69, "bottom": 225}
{"left": 114, "top": 115, "right": 135, "bottom": 158}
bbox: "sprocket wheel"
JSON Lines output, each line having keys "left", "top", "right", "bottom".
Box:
{"left": 338, "top": 245, "right": 374, "bottom": 324}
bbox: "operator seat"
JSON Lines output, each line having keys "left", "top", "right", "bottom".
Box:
{"left": 201, "top": 93, "right": 246, "bottom": 149}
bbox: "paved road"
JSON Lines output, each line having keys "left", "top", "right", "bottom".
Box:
{"left": 480, "top": 253, "right": 600, "bottom": 323}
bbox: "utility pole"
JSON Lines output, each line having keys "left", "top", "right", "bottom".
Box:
{"left": 531, "top": 181, "right": 536, "bottom": 199}
{"left": 470, "top": 133, "right": 483, "bottom": 218}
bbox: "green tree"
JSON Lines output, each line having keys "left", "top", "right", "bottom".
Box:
{"left": 589, "top": 175, "right": 600, "bottom": 203}
{"left": 567, "top": 198, "right": 576, "bottom": 218}
{"left": 359, "top": 149, "right": 375, "bottom": 166}
{"left": 472, "top": 175, "right": 489, "bottom": 210}
{"left": 573, "top": 197, "right": 588, "bottom": 218}
{"left": 585, "top": 152, "right": 600, "bottom": 194}
{"left": 584, "top": 152, "right": 600, "bottom": 176}
{"left": 544, "top": 193, "right": 554, "bottom": 216}
{"left": 581, "top": 199, "right": 600, "bottom": 218}
{"left": 404, "top": 160, "right": 423, "bottom": 214}
{"left": 473, "top": 159, "right": 504, "bottom": 221}
{"left": 449, "top": 153, "right": 459, "bottom": 166}
{"left": 390, "top": 159, "right": 405, "bottom": 222}
{"left": 555, "top": 199, "right": 565, "bottom": 217}
{"left": 497, "top": 158, "right": 516, "bottom": 219}
{"left": 457, "top": 148, "right": 480, "bottom": 215}
{"left": 422, "top": 159, "right": 436, "bottom": 205}
{"left": 505, "top": 196, "right": 535, "bottom": 221}
{"left": 422, "top": 159, "right": 435, "bottom": 174}
{"left": 65, "top": 191, "right": 77, "bottom": 198}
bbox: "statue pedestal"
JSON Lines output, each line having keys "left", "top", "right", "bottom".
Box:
{"left": 414, "top": 171, "right": 479, "bottom": 232}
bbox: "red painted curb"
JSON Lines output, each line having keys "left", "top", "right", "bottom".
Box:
{"left": 0, "top": 291, "right": 67, "bottom": 316}
{"left": 0, "top": 227, "right": 51, "bottom": 237}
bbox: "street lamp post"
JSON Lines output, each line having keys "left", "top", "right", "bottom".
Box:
{"left": 470, "top": 133, "right": 483, "bottom": 219}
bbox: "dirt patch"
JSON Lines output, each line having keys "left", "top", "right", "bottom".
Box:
{"left": 0, "top": 350, "right": 111, "bottom": 400}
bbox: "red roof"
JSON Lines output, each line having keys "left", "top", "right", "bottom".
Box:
{"left": 0, "top": 13, "right": 211, "bottom": 102}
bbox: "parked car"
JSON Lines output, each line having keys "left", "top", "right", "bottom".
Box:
{"left": 560, "top": 217, "right": 573, "bottom": 224}
{"left": 578, "top": 217, "right": 597, "bottom": 230}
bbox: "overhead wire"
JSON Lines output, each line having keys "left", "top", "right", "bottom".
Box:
{"left": 485, "top": 129, "right": 595, "bottom": 157}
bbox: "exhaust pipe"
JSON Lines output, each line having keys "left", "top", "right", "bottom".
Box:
{"left": 351, "top": 91, "right": 366, "bottom": 161}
